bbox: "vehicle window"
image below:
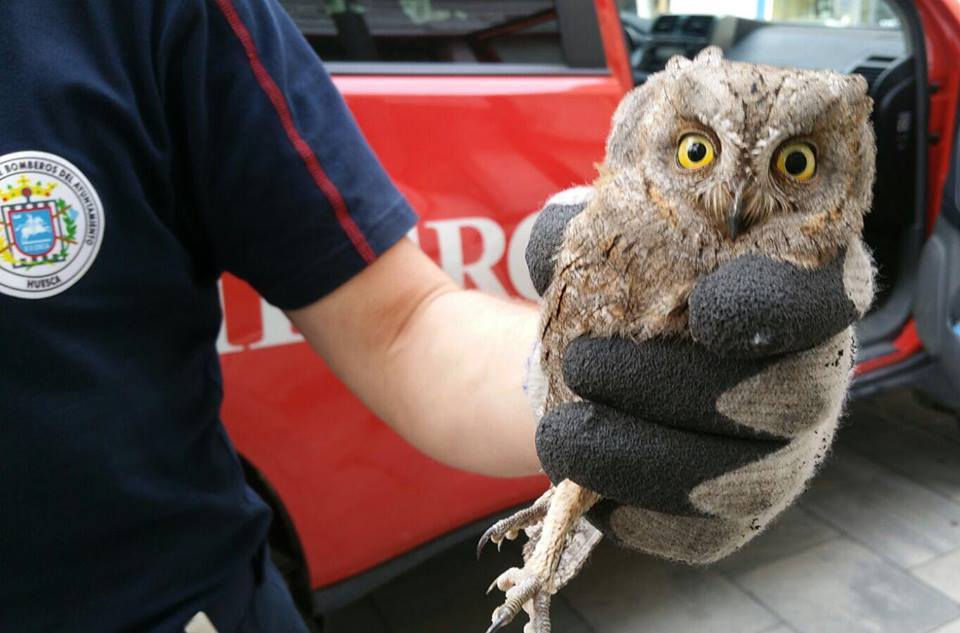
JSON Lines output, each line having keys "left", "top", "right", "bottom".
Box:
{"left": 616, "top": 0, "right": 906, "bottom": 78}
{"left": 619, "top": 0, "right": 901, "bottom": 28}
{"left": 279, "top": 0, "right": 580, "bottom": 67}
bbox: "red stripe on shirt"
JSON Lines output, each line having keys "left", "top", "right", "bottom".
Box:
{"left": 214, "top": 0, "right": 376, "bottom": 264}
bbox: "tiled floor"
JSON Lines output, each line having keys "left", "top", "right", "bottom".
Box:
{"left": 324, "top": 390, "right": 960, "bottom": 633}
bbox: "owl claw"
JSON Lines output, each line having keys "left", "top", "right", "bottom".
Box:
{"left": 477, "top": 489, "right": 555, "bottom": 559}
{"left": 485, "top": 569, "right": 551, "bottom": 633}
{"left": 476, "top": 526, "right": 496, "bottom": 559}
{"left": 476, "top": 519, "right": 524, "bottom": 559}
{"left": 485, "top": 613, "right": 511, "bottom": 633}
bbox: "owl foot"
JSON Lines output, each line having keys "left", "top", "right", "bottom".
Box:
{"left": 477, "top": 488, "right": 555, "bottom": 558}
{"left": 483, "top": 481, "right": 602, "bottom": 633}
{"left": 485, "top": 567, "right": 552, "bottom": 633}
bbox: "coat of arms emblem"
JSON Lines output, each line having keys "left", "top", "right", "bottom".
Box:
{"left": 4, "top": 200, "right": 72, "bottom": 262}
{"left": 0, "top": 151, "right": 104, "bottom": 299}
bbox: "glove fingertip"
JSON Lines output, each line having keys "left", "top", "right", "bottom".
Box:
{"left": 689, "top": 252, "right": 863, "bottom": 358}
{"left": 535, "top": 404, "right": 585, "bottom": 485}
{"left": 525, "top": 188, "right": 593, "bottom": 296}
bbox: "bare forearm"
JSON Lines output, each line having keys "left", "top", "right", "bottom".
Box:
{"left": 381, "top": 288, "right": 540, "bottom": 477}
{"left": 287, "top": 240, "right": 542, "bottom": 478}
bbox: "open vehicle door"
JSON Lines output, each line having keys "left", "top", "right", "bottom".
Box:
{"left": 915, "top": 119, "right": 960, "bottom": 408}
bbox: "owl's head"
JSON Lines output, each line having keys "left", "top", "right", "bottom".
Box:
{"left": 604, "top": 46, "right": 875, "bottom": 266}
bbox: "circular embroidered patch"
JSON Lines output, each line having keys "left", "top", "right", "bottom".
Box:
{"left": 0, "top": 151, "right": 105, "bottom": 299}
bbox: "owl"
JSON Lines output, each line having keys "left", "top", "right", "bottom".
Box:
{"left": 478, "top": 47, "right": 876, "bottom": 633}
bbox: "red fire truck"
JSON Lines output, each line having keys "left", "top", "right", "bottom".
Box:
{"left": 215, "top": 0, "right": 960, "bottom": 619}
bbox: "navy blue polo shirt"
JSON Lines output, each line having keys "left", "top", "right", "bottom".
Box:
{"left": 0, "top": 1, "right": 416, "bottom": 631}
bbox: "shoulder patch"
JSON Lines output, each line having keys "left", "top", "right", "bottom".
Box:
{"left": 0, "top": 151, "right": 105, "bottom": 299}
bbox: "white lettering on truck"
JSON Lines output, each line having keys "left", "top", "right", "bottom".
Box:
{"left": 216, "top": 212, "right": 540, "bottom": 354}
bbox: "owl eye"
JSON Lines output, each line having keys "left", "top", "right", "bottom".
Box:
{"left": 677, "top": 133, "right": 716, "bottom": 170}
{"left": 775, "top": 142, "right": 816, "bottom": 181}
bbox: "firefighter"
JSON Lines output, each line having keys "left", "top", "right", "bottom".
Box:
{"left": 0, "top": 2, "right": 542, "bottom": 631}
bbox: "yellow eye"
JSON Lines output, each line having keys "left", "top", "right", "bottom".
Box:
{"left": 775, "top": 142, "right": 816, "bottom": 181}
{"left": 677, "top": 133, "right": 716, "bottom": 170}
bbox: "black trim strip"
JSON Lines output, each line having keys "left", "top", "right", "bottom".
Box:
{"left": 890, "top": 0, "right": 930, "bottom": 234}
{"left": 854, "top": 0, "right": 929, "bottom": 350}
{"left": 326, "top": 61, "right": 608, "bottom": 76}
{"left": 312, "top": 503, "right": 535, "bottom": 613}
{"left": 556, "top": 0, "right": 607, "bottom": 69}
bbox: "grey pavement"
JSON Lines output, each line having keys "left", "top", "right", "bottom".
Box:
{"left": 325, "top": 389, "right": 960, "bottom": 633}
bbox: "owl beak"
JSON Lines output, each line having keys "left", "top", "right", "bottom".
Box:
{"left": 727, "top": 188, "right": 745, "bottom": 240}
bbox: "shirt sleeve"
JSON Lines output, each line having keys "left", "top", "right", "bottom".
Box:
{"left": 162, "top": 0, "right": 418, "bottom": 309}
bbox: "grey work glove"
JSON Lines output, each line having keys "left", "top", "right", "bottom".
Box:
{"left": 525, "top": 189, "right": 872, "bottom": 518}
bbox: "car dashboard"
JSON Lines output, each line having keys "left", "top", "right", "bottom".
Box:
{"left": 625, "top": 13, "right": 906, "bottom": 83}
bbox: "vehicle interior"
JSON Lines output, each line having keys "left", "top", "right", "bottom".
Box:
{"left": 618, "top": 0, "right": 927, "bottom": 382}
{"left": 281, "top": 0, "right": 604, "bottom": 69}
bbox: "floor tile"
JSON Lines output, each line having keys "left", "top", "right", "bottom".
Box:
{"left": 913, "top": 547, "right": 960, "bottom": 602}
{"left": 717, "top": 506, "right": 839, "bottom": 576}
{"left": 801, "top": 446, "right": 960, "bottom": 567}
{"left": 850, "top": 390, "right": 960, "bottom": 447}
{"left": 841, "top": 398, "right": 960, "bottom": 503}
{"left": 564, "top": 541, "right": 779, "bottom": 633}
{"left": 932, "top": 618, "right": 960, "bottom": 633}
{"left": 734, "top": 538, "right": 960, "bottom": 633}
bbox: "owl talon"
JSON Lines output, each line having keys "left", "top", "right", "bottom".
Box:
{"left": 485, "top": 613, "right": 511, "bottom": 633}
{"left": 486, "top": 574, "right": 544, "bottom": 633}
{"left": 477, "top": 489, "right": 554, "bottom": 558}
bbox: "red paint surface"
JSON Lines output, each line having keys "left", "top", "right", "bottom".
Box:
{"left": 917, "top": 0, "right": 960, "bottom": 233}
{"left": 220, "top": 1, "right": 959, "bottom": 592}
{"left": 595, "top": 0, "right": 634, "bottom": 93}
{"left": 855, "top": 321, "right": 923, "bottom": 375}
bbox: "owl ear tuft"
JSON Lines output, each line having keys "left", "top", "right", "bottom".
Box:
{"left": 851, "top": 73, "right": 868, "bottom": 92}
{"left": 841, "top": 73, "right": 873, "bottom": 118}
{"left": 667, "top": 46, "right": 724, "bottom": 72}
{"left": 693, "top": 45, "right": 724, "bottom": 66}
{"left": 666, "top": 54, "right": 692, "bottom": 72}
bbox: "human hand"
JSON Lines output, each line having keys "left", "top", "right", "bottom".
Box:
{"left": 688, "top": 243, "right": 874, "bottom": 359}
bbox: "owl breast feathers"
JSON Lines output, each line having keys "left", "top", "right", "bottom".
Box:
{"left": 532, "top": 46, "right": 876, "bottom": 562}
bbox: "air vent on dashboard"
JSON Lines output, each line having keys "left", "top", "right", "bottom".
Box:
{"left": 682, "top": 16, "right": 713, "bottom": 37}
{"left": 852, "top": 55, "right": 896, "bottom": 90}
{"left": 854, "top": 65, "right": 885, "bottom": 86}
{"left": 653, "top": 15, "right": 679, "bottom": 33}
